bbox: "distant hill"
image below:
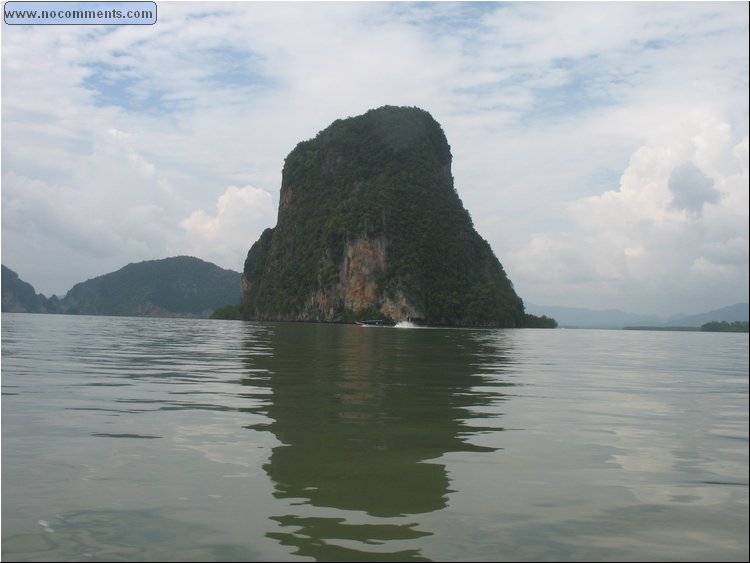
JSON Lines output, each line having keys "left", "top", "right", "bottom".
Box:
{"left": 1, "top": 257, "right": 242, "bottom": 318}
{"left": 526, "top": 302, "right": 749, "bottom": 329}
{"left": 524, "top": 303, "right": 662, "bottom": 328}
{"left": 1, "top": 265, "right": 51, "bottom": 313}
{"left": 667, "top": 303, "right": 749, "bottom": 327}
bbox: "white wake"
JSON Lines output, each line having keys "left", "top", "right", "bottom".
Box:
{"left": 394, "top": 320, "right": 421, "bottom": 329}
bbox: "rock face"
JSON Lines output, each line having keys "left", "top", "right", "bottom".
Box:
{"left": 1, "top": 265, "right": 52, "bottom": 313}
{"left": 302, "top": 235, "right": 423, "bottom": 322}
{"left": 241, "top": 105, "right": 524, "bottom": 327}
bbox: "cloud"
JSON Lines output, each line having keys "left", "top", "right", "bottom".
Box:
{"left": 508, "top": 113, "right": 748, "bottom": 315}
{"left": 180, "top": 186, "right": 274, "bottom": 272}
{"left": 668, "top": 161, "right": 720, "bottom": 215}
{"left": 1, "top": 2, "right": 747, "bottom": 313}
{"left": 1, "top": 125, "right": 181, "bottom": 293}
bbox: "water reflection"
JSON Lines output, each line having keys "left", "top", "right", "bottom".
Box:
{"left": 240, "top": 323, "right": 515, "bottom": 561}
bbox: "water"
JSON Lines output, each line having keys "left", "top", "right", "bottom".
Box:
{"left": 1, "top": 313, "right": 748, "bottom": 562}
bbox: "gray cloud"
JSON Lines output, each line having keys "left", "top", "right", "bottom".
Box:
{"left": 668, "top": 161, "right": 720, "bottom": 215}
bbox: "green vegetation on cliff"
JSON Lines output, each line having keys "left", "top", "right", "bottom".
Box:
{"left": 242, "top": 105, "right": 525, "bottom": 327}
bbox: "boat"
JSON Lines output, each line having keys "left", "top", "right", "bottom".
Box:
{"left": 355, "top": 319, "right": 391, "bottom": 327}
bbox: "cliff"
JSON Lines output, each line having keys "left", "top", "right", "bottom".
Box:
{"left": 1, "top": 265, "right": 54, "bottom": 313}
{"left": 241, "top": 105, "right": 525, "bottom": 327}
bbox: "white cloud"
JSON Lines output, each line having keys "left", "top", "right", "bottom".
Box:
{"left": 180, "top": 185, "right": 274, "bottom": 272}
{"left": 509, "top": 114, "right": 748, "bottom": 315}
{"left": 1, "top": 2, "right": 747, "bottom": 313}
{"left": 1, "top": 124, "right": 181, "bottom": 293}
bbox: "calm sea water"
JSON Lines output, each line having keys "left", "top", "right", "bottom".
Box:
{"left": 1, "top": 313, "right": 748, "bottom": 562}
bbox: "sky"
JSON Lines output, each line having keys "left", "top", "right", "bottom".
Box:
{"left": 1, "top": 1, "right": 748, "bottom": 317}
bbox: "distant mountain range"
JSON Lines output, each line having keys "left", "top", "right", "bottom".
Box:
{"left": 525, "top": 302, "right": 749, "bottom": 329}
{"left": 3, "top": 259, "right": 746, "bottom": 326}
{"left": 2, "top": 257, "right": 241, "bottom": 318}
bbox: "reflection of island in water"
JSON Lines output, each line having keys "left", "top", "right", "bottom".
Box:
{"left": 241, "top": 323, "right": 515, "bottom": 561}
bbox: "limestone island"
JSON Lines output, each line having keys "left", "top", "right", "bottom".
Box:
{"left": 238, "top": 105, "right": 535, "bottom": 328}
